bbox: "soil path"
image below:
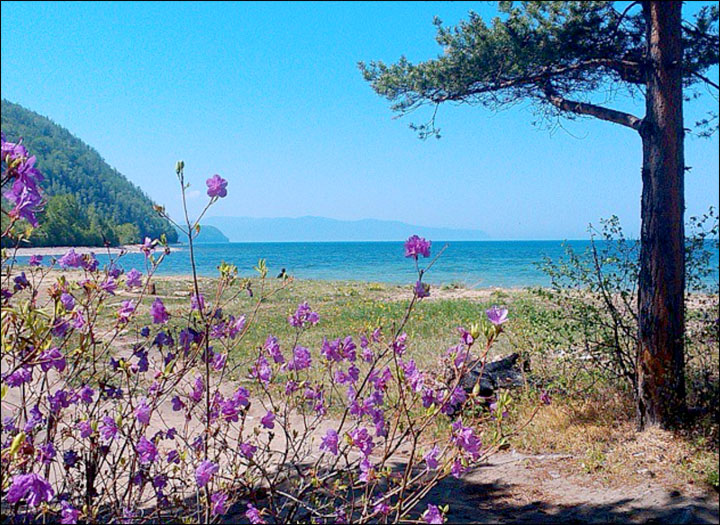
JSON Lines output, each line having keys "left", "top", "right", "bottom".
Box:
{"left": 425, "top": 450, "right": 719, "bottom": 523}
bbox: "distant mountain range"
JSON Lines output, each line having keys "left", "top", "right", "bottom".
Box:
{"left": 203, "top": 216, "right": 489, "bottom": 242}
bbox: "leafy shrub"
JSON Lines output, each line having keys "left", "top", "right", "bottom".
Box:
{"left": 1, "top": 138, "right": 540, "bottom": 523}
{"left": 536, "top": 212, "right": 719, "bottom": 408}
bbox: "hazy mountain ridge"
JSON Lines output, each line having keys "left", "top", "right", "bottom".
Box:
{"left": 204, "top": 216, "right": 489, "bottom": 242}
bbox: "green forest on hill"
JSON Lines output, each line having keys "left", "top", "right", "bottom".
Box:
{"left": 1, "top": 100, "right": 177, "bottom": 246}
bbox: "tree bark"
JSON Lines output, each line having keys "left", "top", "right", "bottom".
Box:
{"left": 636, "top": 1, "right": 686, "bottom": 429}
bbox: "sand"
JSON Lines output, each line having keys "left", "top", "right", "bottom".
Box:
{"left": 6, "top": 244, "right": 181, "bottom": 257}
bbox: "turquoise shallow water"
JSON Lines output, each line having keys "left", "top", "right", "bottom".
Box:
{"left": 9, "top": 240, "right": 719, "bottom": 289}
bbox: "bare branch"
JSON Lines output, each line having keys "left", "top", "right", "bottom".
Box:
{"left": 543, "top": 86, "right": 643, "bottom": 131}
{"left": 691, "top": 70, "right": 720, "bottom": 90}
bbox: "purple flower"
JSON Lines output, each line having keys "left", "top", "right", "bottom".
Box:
{"left": 189, "top": 376, "right": 205, "bottom": 403}
{"left": 141, "top": 237, "right": 155, "bottom": 257}
{"left": 286, "top": 346, "right": 311, "bottom": 371}
{"left": 125, "top": 268, "right": 142, "bottom": 288}
{"left": 5, "top": 179, "right": 43, "bottom": 226}
{"left": 414, "top": 280, "right": 430, "bottom": 299}
{"left": 264, "top": 335, "right": 284, "bottom": 363}
{"left": 136, "top": 436, "right": 158, "bottom": 464}
{"left": 191, "top": 435, "right": 204, "bottom": 452}
{"left": 392, "top": 332, "right": 408, "bottom": 356}
{"left": 451, "top": 459, "right": 467, "bottom": 478}
{"left": 150, "top": 298, "right": 169, "bottom": 324}
{"left": 153, "top": 331, "right": 173, "bottom": 348}
{"left": 59, "top": 292, "right": 75, "bottom": 312}
{"left": 369, "top": 366, "right": 392, "bottom": 391}
{"left": 76, "top": 420, "right": 93, "bottom": 439}
{"left": 321, "top": 337, "right": 342, "bottom": 362}
{"left": 403, "top": 359, "right": 424, "bottom": 392}
{"left": 334, "top": 370, "right": 351, "bottom": 385}
{"left": 171, "top": 395, "right": 186, "bottom": 412}
{"left": 48, "top": 389, "right": 72, "bottom": 413}
{"left": 342, "top": 336, "right": 357, "bottom": 361}
{"left": 320, "top": 429, "right": 339, "bottom": 455}
{"left": 72, "top": 312, "right": 86, "bottom": 331}
{"left": 107, "top": 263, "right": 123, "bottom": 279}
{"left": 37, "top": 442, "right": 56, "bottom": 465}
{"left": 240, "top": 442, "right": 257, "bottom": 459}
{"left": 252, "top": 355, "right": 272, "bottom": 384}
{"left": 81, "top": 253, "right": 99, "bottom": 272}
{"left": 349, "top": 427, "right": 374, "bottom": 457}
{"left": 166, "top": 449, "right": 180, "bottom": 464}
{"left": 448, "top": 386, "right": 467, "bottom": 407}
{"left": 58, "top": 249, "right": 84, "bottom": 269}
{"left": 212, "top": 352, "right": 227, "bottom": 371}
{"left": 451, "top": 419, "right": 482, "bottom": 460}
{"left": 195, "top": 460, "right": 219, "bottom": 487}
{"left": 261, "top": 410, "right": 275, "bottom": 429}
{"left": 100, "top": 278, "right": 117, "bottom": 295}
{"left": 60, "top": 501, "right": 80, "bottom": 524}
{"left": 29, "top": 254, "right": 43, "bottom": 266}
{"left": 51, "top": 318, "right": 70, "bottom": 337}
{"left": 374, "top": 500, "right": 392, "bottom": 516}
{"left": 39, "top": 347, "right": 66, "bottom": 372}
{"left": 424, "top": 445, "right": 440, "bottom": 471}
{"left": 5, "top": 366, "right": 33, "bottom": 387}
{"left": 288, "top": 301, "right": 319, "bottom": 328}
{"left": 486, "top": 305, "right": 508, "bottom": 326}
{"left": 13, "top": 272, "right": 29, "bottom": 291}
{"left": 211, "top": 492, "right": 228, "bottom": 515}
{"left": 206, "top": 174, "right": 228, "bottom": 198}
{"left": 1, "top": 134, "right": 29, "bottom": 161}
{"left": 135, "top": 399, "right": 151, "bottom": 425}
{"left": 6, "top": 473, "right": 54, "bottom": 507}
{"left": 23, "top": 405, "right": 45, "bottom": 433}
{"left": 118, "top": 300, "right": 136, "bottom": 322}
{"left": 63, "top": 450, "right": 79, "bottom": 468}
{"left": 404, "top": 235, "right": 431, "bottom": 259}
{"left": 151, "top": 474, "right": 167, "bottom": 491}
{"left": 246, "top": 504, "right": 265, "bottom": 524}
{"left": 422, "top": 504, "right": 444, "bottom": 524}
{"left": 79, "top": 385, "right": 95, "bottom": 404}
{"left": 99, "top": 415, "right": 118, "bottom": 441}
{"left": 359, "top": 456, "right": 374, "bottom": 483}
{"left": 220, "top": 390, "right": 247, "bottom": 423}
{"left": 191, "top": 293, "right": 206, "bottom": 311}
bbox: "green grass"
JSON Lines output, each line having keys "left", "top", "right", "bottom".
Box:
{"left": 35, "top": 271, "right": 720, "bottom": 490}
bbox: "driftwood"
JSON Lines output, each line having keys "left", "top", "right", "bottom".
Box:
{"left": 458, "top": 352, "right": 526, "bottom": 397}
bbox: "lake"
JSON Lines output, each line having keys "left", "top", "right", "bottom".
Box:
{"left": 9, "top": 240, "right": 719, "bottom": 289}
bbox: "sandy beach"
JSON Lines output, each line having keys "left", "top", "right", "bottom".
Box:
{"left": 6, "top": 244, "right": 182, "bottom": 257}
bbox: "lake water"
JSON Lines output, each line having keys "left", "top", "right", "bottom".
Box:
{"left": 9, "top": 240, "right": 719, "bottom": 289}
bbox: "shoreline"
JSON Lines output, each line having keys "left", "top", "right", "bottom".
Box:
{"left": 6, "top": 244, "right": 182, "bottom": 256}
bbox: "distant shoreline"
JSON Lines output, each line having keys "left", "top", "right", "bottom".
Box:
{"left": 7, "top": 244, "right": 181, "bottom": 257}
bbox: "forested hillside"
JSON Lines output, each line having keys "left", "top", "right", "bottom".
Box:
{"left": 1, "top": 100, "right": 177, "bottom": 246}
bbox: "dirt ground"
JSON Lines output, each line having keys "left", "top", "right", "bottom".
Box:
{"left": 421, "top": 451, "right": 719, "bottom": 524}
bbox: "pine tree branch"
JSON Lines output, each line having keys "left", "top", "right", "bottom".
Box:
{"left": 690, "top": 71, "right": 719, "bottom": 90}
{"left": 543, "top": 86, "right": 643, "bottom": 131}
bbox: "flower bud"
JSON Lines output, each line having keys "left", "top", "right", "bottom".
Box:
{"left": 175, "top": 160, "right": 185, "bottom": 174}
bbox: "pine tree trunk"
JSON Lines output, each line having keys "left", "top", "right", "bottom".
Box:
{"left": 636, "top": 1, "right": 686, "bottom": 429}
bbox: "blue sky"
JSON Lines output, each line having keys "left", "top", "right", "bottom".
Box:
{"left": 2, "top": 1, "right": 718, "bottom": 240}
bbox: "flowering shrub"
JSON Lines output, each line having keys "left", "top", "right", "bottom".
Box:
{"left": 1, "top": 136, "right": 541, "bottom": 523}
